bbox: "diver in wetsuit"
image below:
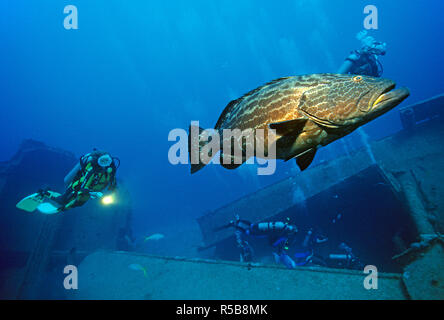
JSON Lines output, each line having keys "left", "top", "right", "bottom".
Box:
{"left": 293, "top": 228, "right": 329, "bottom": 266}
{"left": 235, "top": 227, "right": 254, "bottom": 263}
{"left": 338, "top": 30, "right": 386, "bottom": 77}
{"left": 217, "top": 215, "right": 298, "bottom": 268}
{"left": 214, "top": 216, "right": 254, "bottom": 262}
{"left": 328, "top": 242, "right": 364, "bottom": 270}
{"left": 40, "top": 149, "right": 119, "bottom": 212}
{"left": 293, "top": 229, "right": 364, "bottom": 270}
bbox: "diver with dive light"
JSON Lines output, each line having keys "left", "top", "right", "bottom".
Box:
{"left": 17, "top": 149, "right": 120, "bottom": 214}
{"left": 52, "top": 149, "right": 120, "bottom": 212}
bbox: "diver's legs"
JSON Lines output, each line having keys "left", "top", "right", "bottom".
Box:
{"left": 52, "top": 188, "right": 74, "bottom": 207}
{"left": 235, "top": 230, "right": 253, "bottom": 262}
{"left": 275, "top": 252, "right": 296, "bottom": 269}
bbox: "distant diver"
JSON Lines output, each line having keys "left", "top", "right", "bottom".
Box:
{"left": 293, "top": 229, "right": 364, "bottom": 270}
{"left": 189, "top": 73, "right": 408, "bottom": 174}
{"left": 338, "top": 30, "right": 386, "bottom": 77}
{"left": 328, "top": 242, "right": 364, "bottom": 270}
{"left": 216, "top": 215, "right": 298, "bottom": 268}
{"left": 16, "top": 149, "right": 119, "bottom": 214}
{"left": 293, "top": 228, "right": 329, "bottom": 267}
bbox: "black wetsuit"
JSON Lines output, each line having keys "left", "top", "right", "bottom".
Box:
{"left": 232, "top": 220, "right": 297, "bottom": 268}
{"left": 345, "top": 50, "right": 383, "bottom": 77}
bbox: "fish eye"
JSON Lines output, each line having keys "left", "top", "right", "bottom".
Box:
{"left": 352, "top": 76, "right": 363, "bottom": 82}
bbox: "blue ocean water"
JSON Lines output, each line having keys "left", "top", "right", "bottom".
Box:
{"left": 1, "top": 0, "right": 443, "bottom": 238}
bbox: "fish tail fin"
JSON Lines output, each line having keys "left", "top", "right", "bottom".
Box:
{"left": 188, "top": 124, "right": 217, "bottom": 174}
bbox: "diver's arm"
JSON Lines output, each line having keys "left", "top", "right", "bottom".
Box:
{"left": 80, "top": 170, "right": 105, "bottom": 198}
{"left": 213, "top": 222, "right": 234, "bottom": 232}
{"left": 337, "top": 60, "right": 354, "bottom": 74}
{"left": 77, "top": 168, "right": 95, "bottom": 195}
{"left": 285, "top": 224, "right": 298, "bottom": 233}
{"left": 79, "top": 153, "right": 93, "bottom": 169}
{"left": 302, "top": 229, "right": 313, "bottom": 248}
{"left": 338, "top": 51, "right": 360, "bottom": 74}
{"left": 238, "top": 219, "right": 252, "bottom": 225}
{"left": 108, "top": 173, "right": 117, "bottom": 191}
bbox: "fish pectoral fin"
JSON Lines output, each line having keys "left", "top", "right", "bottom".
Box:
{"left": 269, "top": 119, "right": 307, "bottom": 136}
{"left": 299, "top": 110, "right": 339, "bottom": 129}
{"left": 295, "top": 148, "right": 317, "bottom": 171}
{"left": 221, "top": 163, "right": 242, "bottom": 170}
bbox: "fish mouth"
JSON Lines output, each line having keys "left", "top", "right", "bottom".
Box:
{"left": 371, "top": 85, "right": 410, "bottom": 110}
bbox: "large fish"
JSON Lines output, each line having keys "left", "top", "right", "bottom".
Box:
{"left": 189, "top": 73, "right": 409, "bottom": 173}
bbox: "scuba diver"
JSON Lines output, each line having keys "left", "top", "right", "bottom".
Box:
{"left": 235, "top": 227, "right": 254, "bottom": 263}
{"left": 338, "top": 30, "right": 386, "bottom": 77}
{"left": 16, "top": 149, "right": 120, "bottom": 214}
{"left": 52, "top": 149, "right": 119, "bottom": 212}
{"left": 215, "top": 215, "right": 298, "bottom": 268}
{"left": 293, "top": 228, "right": 329, "bottom": 267}
{"left": 328, "top": 242, "right": 364, "bottom": 270}
{"left": 293, "top": 229, "right": 364, "bottom": 270}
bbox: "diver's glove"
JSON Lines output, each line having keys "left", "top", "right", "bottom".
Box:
{"left": 89, "top": 191, "right": 104, "bottom": 199}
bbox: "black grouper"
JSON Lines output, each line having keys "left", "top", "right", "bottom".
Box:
{"left": 189, "top": 73, "right": 409, "bottom": 173}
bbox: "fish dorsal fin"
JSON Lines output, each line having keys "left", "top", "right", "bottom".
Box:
{"left": 296, "top": 148, "right": 317, "bottom": 171}
{"left": 269, "top": 119, "right": 307, "bottom": 136}
{"left": 215, "top": 77, "right": 292, "bottom": 129}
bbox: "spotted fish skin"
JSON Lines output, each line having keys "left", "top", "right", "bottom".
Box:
{"left": 190, "top": 73, "right": 409, "bottom": 173}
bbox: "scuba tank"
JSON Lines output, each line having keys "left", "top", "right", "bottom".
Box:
{"left": 257, "top": 221, "right": 286, "bottom": 232}
{"left": 63, "top": 152, "right": 95, "bottom": 187}
{"left": 328, "top": 254, "right": 352, "bottom": 261}
{"left": 257, "top": 221, "right": 297, "bottom": 234}
{"left": 64, "top": 162, "right": 81, "bottom": 187}
{"left": 257, "top": 221, "right": 297, "bottom": 232}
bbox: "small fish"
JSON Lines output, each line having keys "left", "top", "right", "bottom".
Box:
{"left": 189, "top": 73, "right": 409, "bottom": 173}
{"left": 144, "top": 233, "right": 165, "bottom": 242}
{"left": 128, "top": 263, "right": 147, "bottom": 277}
